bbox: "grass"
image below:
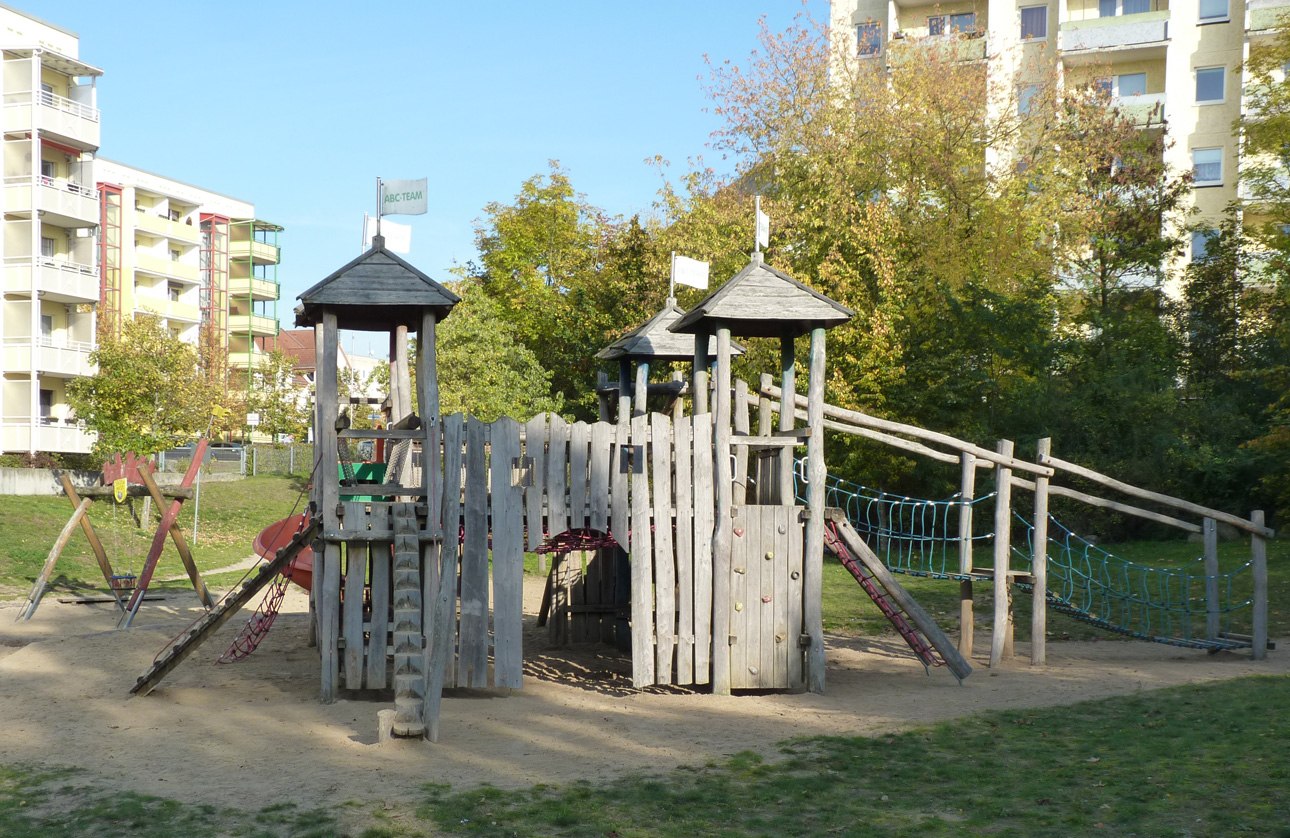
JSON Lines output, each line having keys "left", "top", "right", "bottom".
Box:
{"left": 0, "top": 676, "right": 1285, "bottom": 836}
{"left": 0, "top": 476, "right": 307, "bottom": 597}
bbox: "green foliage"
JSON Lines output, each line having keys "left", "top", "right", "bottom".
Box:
{"left": 66, "top": 316, "right": 219, "bottom": 460}
{"left": 247, "top": 348, "right": 312, "bottom": 442}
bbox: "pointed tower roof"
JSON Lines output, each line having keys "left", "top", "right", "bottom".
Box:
{"left": 670, "top": 252, "right": 853, "bottom": 338}
{"left": 597, "top": 299, "right": 746, "bottom": 362}
{"left": 295, "top": 235, "right": 460, "bottom": 331}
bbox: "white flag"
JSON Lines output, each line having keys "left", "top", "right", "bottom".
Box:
{"left": 381, "top": 178, "right": 427, "bottom": 216}
{"left": 364, "top": 215, "right": 412, "bottom": 254}
{"left": 673, "top": 254, "right": 710, "bottom": 290}
{"left": 756, "top": 207, "right": 770, "bottom": 250}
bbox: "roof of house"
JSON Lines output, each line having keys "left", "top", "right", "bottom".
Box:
{"left": 596, "top": 299, "right": 745, "bottom": 362}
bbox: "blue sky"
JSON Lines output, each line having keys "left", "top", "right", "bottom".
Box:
{"left": 29, "top": 1, "right": 826, "bottom": 336}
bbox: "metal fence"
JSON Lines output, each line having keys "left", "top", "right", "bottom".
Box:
{"left": 155, "top": 443, "right": 316, "bottom": 477}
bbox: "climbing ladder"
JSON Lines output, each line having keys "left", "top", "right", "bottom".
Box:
{"left": 824, "top": 512, "right": 972, "bottom": 682}
{"left": 131, "top": 513, "right": 320, "bottom": 696}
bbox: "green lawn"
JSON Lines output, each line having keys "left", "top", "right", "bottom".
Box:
{"left": 0, "top": 675, "right": 1285, "bottom": 837}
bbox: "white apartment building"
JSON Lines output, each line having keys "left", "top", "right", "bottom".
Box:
{"left": 830, "top": 0, "right": 1288, "bottom": 269}
{"left": 0, "top": 6, "right": 100, "bottom": 455}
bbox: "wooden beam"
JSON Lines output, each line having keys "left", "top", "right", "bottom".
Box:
{"left": 804, "top": 328, "right": 827, "bottom": 694}
{"left": 957, "top": 452, "right": 976, "bottom": 660}
{"left": 989, "top": 439, "right": 1014, "bottom": 667}
{"left": 1252, "top": 510, "right": 1268, "bottom": 661}
{"left": 1030, "top": 438, "right": 1051, "bottom": 667}
{"left": 15, "top": 496, "right": 91, "bottom": 621}
{"left": 58, "top": 472, "right": 122, "bottom": 609}
{"left": 137, "top": 463, "right": 213, "bottom": 608}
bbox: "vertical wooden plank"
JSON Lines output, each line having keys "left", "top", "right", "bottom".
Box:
{"left": 733, "top": 379, "right": 751, "bottom": 506}
{"left": 524, "top": 414, "right": 548, "bottom": 552}
{"left": 459, "top": 417, "right": 490, "bottom": 687}
{"left": 1203, "top": 517, "right": 1219, "bottom": 640}
{"left": 319, "top": 542, "right": 341, "bottom": 703}
{"left": 1252, "top": 510, "right": 1268, "bottom": 660}
{"left": 436, "top": 415, "right": 465, "bottom": 691}
{"left": 1031, "top": 438, "right": 1051, "bottom": 666}
{"left": 630, "top": 412, "right": 655, "bottom": 687}
{"left": 990, "top": 439, "right": 1015, "bottom": 668}
{"left": 420, "top": 313, "right": 441, "bottom": 519}
{"left": 755, "top": 376, "right": 774, "bottom": 504}
{"left": 777, "top": 337, "right": 796, "bottom": 507}
{"left": 342, "top": 502, "right": 367, "bottom": 690}
{"left": 569, "top": 422, "right": 590, "bottom": 531}
{"left": 634, "top": 362, "right": 650, "bottom": 418}
{"left": 693, "top": 326, "right": 710, "bottom": 417}
{"left": 316, "top": 313, "right": 341, "bottom": 702}
{"left": 711, "top": 327, "right": 733, "bottom": 694}
{"left": 589, "top": 422, "right": 612, "bottom": 533}
{"left": 803, "top": 328, "right": 827, "bottom": 694}
{"left": 692, "top": 418, "right": 714, "bottom": 684}
{"left": 547, "top": 415, "right": 569, "bottom": 537}
{"left": 651, "top": 413, "right": 677, "bottom": 683}
{"left": 758, "top": 506, "right": 778, "bottom": 688}
{"left": 391, "top": 502, "right": 425, "bottom": 736}
{"left": 957, "top": 451, "right": 977, "bottom": 660}
{"left": 366, "top": 504, "right": 391, "bottom": 689}
{"left": 728, "top": 506, "right": 748, "bottom": 688}
{"left": 787, "top": 505, "right": 805, "bottom": 689}
{"left": 610, "top": 415, "right": 630, "bottom": 548}
{"left": 490, "top": 418, "right": 525, "bottom": 688}
{"left": 673, "top": 415, "right": 694, "bottom": 684}
{"left": 773, "top": 506, "right": 791, "bottom": 687}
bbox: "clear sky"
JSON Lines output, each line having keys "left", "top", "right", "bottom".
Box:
{"left": 24, "top": 1, "right": 827, "bottom": 336}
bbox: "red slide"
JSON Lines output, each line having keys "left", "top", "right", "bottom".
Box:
{"left": 253, "top": 513, "right": 314, "bottom": 592}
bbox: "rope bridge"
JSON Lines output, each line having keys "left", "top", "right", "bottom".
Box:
{"left": 806, "top": 469, "right": 1257, "bottom": 651}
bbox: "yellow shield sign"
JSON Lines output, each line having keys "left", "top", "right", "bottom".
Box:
{"left": 112, "top": 477, "right": 128, "bottom": 504}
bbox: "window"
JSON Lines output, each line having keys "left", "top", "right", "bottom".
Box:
{"left": 1116, "top": 73, "right": 1147, "bottom": 97}
{"left": 170, "top": 248, "right": 182, "bottom": 262}
{"left": 168, "top": 282, "right": 182, "bottom": 302}
{"left": 1019, "top": 84, "right": 1041, "bottom": 114}
{"left": 929, "top": 12, "right": 975, "bottom": 35}
{"left": 1199, "top": 0, "right": 1228, "bottom": 22}
{"left": 857, "top": 21, "right": 882, "bottom": 56}
{"left": 39, "top": 159, "right": 55, "bottom": 182}
{"left": 1101, "top": 0, "right": 1151, "bottom": 14}
{"left": 39, "top": 390, "right": 53, "bottom": 422}
{"left": 40, "top": 315, "right": 53, "bottom": 338}
{"left": 40, "top": 236, "right": 56, "bottom": 258}
{"left": 1192, "top": 147, "right": 1223, "bottom": 186}
{"left": 1196, "top": 67, "right": 1225, "bottom": 102}
{"left": 1020, "top": 6, "right": 1048, "bottom": 39}
{"left": 1192, "top": 230, "right": 1217, "bottom": 261}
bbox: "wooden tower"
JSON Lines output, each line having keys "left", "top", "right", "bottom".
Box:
{"left": 295, "top": 235, "right": 459, "bottom": 737}
{"left": 672, "top": 251, "right": 853, "bottom": 694}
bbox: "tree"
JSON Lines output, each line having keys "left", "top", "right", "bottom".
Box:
{"left": 67, "top": 315, "right": 220, "bottom": 460}
{"left": 246, "top": 348, "right": 311, "bottom": 442}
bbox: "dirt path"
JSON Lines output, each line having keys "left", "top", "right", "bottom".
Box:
{"left": 0, "top": 580, "right": 1283, "bottom": 813}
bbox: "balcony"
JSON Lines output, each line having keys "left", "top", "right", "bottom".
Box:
{"left": 0, "top": 418, "right": 93, "bottom": 455}
{"left": 228, "top": 349, "right": 273, "bottom": 371}
{"left": 1059, "top": 11, "right": 1169, "bottom": 60}
{"left": 161, "top": 301, "right": 202, "bottom": 323}
{"left": 3, "top": 256, "right": 99, "bottom": 303}
{"left": 134, "top": 210, "right": 201, "bottom": 244}
{"left": 228, "top": 313, "right": 278, "bottom": 337}
{"left": 228, "top": 276, "right": 280, "bottom": 301}
{"left": 887, "top": 32, "right": 987, "bottom": 66}
{"left": 2, "top": 90, "right": 100, "bottom": 151}
{"left": 230, "top": 239, "right": 281, "bottom": 265}
{"left": 3, "top": 336, "right": 94, "bottom": 378}
{"left": 1248, "top": 0, "right": 1290, "bottom": 32}
{"left": 135, "top": 252, "right": 200, "bottom": 284}
{"left": 1116, "top": 91, "right": 1167, "bottom": 126}
{"left": 3, "top": 175, "right": 99, "bottom": 227}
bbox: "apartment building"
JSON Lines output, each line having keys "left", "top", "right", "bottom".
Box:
{"left": 0, "top": 6, "right": 100, "bottom": 455}
{"left": 830, "top": 0, "right": 1288, "bottom": 269}
{"left": 94, "top": 160, "right": 282, "bottom": 392}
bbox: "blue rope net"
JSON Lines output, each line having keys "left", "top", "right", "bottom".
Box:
{"left": 802, "top": 462, "right": 1255, "bottom": 650}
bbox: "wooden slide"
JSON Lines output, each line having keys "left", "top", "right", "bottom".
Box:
{"left": 825, "top": 511, "right": 973, "bottom": 682}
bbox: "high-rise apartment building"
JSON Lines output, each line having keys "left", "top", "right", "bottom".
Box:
{"left": 830, "top": 0, "right": 1288, "bottom": 268}
{"left": 0, "top": 6, "right": 101, "bottom": 455}
{"left": 0, "top": 6, "right": 283, "bottom": 457}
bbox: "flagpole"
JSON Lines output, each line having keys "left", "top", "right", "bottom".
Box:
{"left": 375, "top": 177, "right": 383, "bottom": 238}
{"left": 669, "top": 251, "right": 677, "bottom": 304}
{"left": 754, "top": 195, "right": 761, "bottom": 254}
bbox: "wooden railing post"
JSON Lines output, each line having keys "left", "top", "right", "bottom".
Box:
{"left": 1203, "top": 517, "right": 1219, "bottom": 640}
{"left": 1252, "top": 510, "right": 1268, "bottom": 660}
{"left": 957, "top": 451, "right": 977, "bottom": 660}
{"left": 990, "top": 439, "right": 1015, "bottom": 667}
{"left": 1031, "top": 438, "right": 1051, "bottom": 666}
{"left": 777, "top": 337, "right": 797, "bottom": 507}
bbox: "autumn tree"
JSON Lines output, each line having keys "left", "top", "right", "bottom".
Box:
{"left": 246, "top": 348, "right": 311, "bottom": 442}
{"left": 67, "top": 315, "right": 220, "bottom": 459}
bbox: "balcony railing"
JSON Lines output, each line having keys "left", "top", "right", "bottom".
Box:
{"left": 228, "top": 313, "right": 279, "bottom": 337}
{"left": 1116, "top": 91, "right": 1167, "bottom": 125}
{"left": 0, "top": 417, "right": 94, "bottom": 454}
{"left": 230, "top": 239, "right": 281, "bottom": 265}
{"left": 37, "top": 89, "right": 99, "bottom": 123}
{"left": 1059, "top": 10, "right": 1169, "bottom": 53}
{"left": 135, "top": 210, "right": 201, "bottom": 244}
{"left": 228, "top": 350, "right": 273, "bottom": 371}
{"left": 135, "top": 252, "right": 200, "bottom": 283}
{"left": 3, "top": 256, "right": 99, "bottom": 301}
{"left": 887, "top": 32, "right": 987, "bottom": 65}
{"left": 2, "top": 336, "right": 94, "bottom": 377}
{"left": 3, "top": 88, "right": 100, "bottom": 149}
{"left": 228, "top": 276, "right": 280, "bottom": 300}
{"left": 4, "top": 175, "right": 100, "bottom": 226}
{"left": 1248, "top": 0, "right": 1290, "bottom": 31}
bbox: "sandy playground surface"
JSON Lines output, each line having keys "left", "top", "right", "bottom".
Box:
{"left": 0, "top": 573, "right": 1285, "bottom": 812}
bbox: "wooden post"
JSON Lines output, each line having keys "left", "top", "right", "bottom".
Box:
{"left": 634, "top": 362, "right": 649, "bottom": 418}
{"left": 957, "top": 451, "right": 976, "bottom": 659}
{"left": 777, "top": 336, "right": 796, "bottom": 506}
{"left": 617, "top": 359, "right": 631, "bottom": 423}
{"left": 58, "top": 472, "right": 122, "bottom": 608}
{"left": 756, "top": 374, "right": 774, "bottom": 504}
{"left": 804, "top": 328, "right": 827, "bottom": 694}
{"left": 1203, "top": 517, "right": 1219, "bottom": 640}
{"left": 1252, "top": 510, "right": 1268, "bottom": 661}
{"left": 597, "top": 371, "right": 611, "bottom": 421}
{"left": 692, "top": 328, "right": 710, "bottom": 416}
{"left": 733, "top": 379, "right": 750, "bottom": 506}
{"left": 1031, "top": 438, "right": 1051, "bottom": 666}
{"left": 16, "top": 496, "right": 90, "bottom": 621}
{"left": 711, "top": 326, "right": 733, "bottom": 694}
{"left": 989, "top": 439, "right": 1014, "bottom": 668}
{"left": 137, "top": 463, "right": 213, "bottom": 608}
{"left": 317, "top": 311, "right": 341, "bottom": 702}
{"left": 671, "top": 370, "right": 686, "bottom": 423}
